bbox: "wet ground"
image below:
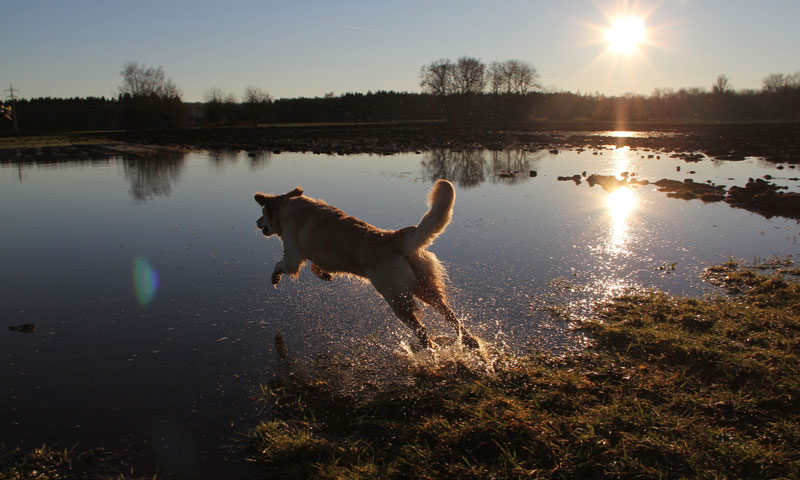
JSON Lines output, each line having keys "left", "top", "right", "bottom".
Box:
{"left": 3, "top": 121, "right": 800, "bottom": 162}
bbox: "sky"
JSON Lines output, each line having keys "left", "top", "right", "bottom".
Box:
{"left": 2, "top": 0, "right": 799, "bottom": 102}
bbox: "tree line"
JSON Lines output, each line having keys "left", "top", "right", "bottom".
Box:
{"left": 2, "top": 61, "right": 799, "bottom": 133}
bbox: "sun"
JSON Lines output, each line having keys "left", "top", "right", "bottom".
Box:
{"left": 606, "top": 15, "right": 646, "bottom": 54}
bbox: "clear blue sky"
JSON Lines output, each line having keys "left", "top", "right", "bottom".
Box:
{"left": 2, "top": 0, "right": 798, "bottom": 102}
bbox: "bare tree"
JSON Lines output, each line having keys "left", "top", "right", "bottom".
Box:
{"left": 119, "top": 62, "right": 181, "bottom": 99}
{"left": 712, "top": 74, "right": 733, "bottom": 95}
{"left": 488, "top": 60, "right": 540, "bottom": 94}
{"left": 203, "top": 87, "right": 237, "bottom": 125}
{"left": 762, "top": 73, "right": 789, "bottom": 93}
{"left": 452, "top": 56, "right": 486, "bottom": 94}
{"left": 204, "top": 86, "right": 225, "bottom": 104}
{"left": 243, "top": 86, "right": 271, "bottom": 104}
{"left": 118, "top": 62, "right": 183, "bottom": 129}
{"left": 242, "top": 86, "right": 272, "bottom": 125}
{"left": 488, "top": 61, "right": 508, "bottom": 94}
{"left": 203, "top": 86, "right": 225, "bottom": 125}
{"left": 420, "top": 58, "right": 455, "bottom": 95}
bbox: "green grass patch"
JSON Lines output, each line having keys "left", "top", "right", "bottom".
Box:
{"left": 250, "top": 261, "right": 800, "bottom": 478}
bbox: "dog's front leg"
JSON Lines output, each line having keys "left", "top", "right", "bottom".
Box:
{"left": 272, "top": 249, "right": 303, "bottom": 287}
{"left": 271, "top": 261, "right": 284, "bottom": 286}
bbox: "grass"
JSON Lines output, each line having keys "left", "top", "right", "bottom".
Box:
{"left": 249, "top": 260, "right": 800, "bottom": 479}
{"left": 0, "top": 445, "right": 75, "bottom": 480}
{"left": 0, "top": 132, "right": 116, "bottom": 149}
{"left": 0, "top": 443, "right": 158, "bottom": 480}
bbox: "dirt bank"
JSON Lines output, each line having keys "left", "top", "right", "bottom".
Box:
{"left": 2, "top": 121, "right": 799, "bottom": 164}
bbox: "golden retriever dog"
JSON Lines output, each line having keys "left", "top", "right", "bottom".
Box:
{"left": 254, "top": 179, "right": 479, "bottom": 350}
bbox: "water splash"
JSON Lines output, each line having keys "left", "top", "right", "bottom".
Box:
{"left": 133, "top": 256, "right": 159, "bottom": 306}
{"left": 396, "top": 336, "right": 498, "bottom": 375}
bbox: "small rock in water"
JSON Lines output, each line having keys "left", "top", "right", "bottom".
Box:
{"left": 8, "top": 324, "right": 35, "bottom": 334}
{"left": 275, "top": 333, "right": 289, "bottom": 359}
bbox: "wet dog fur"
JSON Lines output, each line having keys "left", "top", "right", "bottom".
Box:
{"left": 254, "top": 179, "right": 479, "bottom": 349}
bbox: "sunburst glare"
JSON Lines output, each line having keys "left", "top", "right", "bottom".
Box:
{"left": 573, "top": 1, "right": 673, "bottom": 94}
{"left": 606, "top": 15, "right": 646, "bottom": 54}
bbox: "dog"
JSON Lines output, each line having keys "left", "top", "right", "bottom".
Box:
{"left": 254, "top": 179, "right": 479, "bottom": 349}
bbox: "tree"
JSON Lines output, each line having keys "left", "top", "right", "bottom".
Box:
{"left": 203, "top": 87, "right": 226, "bottom": 125}
{"left": 761, "top": 73, "right": 800, "bottom": 93}
{"left": 242, "top": 86, "right": 272, "bottom": 125}
{"left": 488, "top": 60, "right": 540, "bottom": 94}
{"left": 119, "top": 62, "right": 181, "bottom": 99}
{"left": 452, "top": 56, "right": 486, "bottom": 94}
{"left": 203, "top": 87, "right": 238, "bottom": 125}
{"left": 712, "top": 74, "right": 733, "bottom": 95}
{"left": 243, "top": 86, "right": 271, "bottom": 104}
{"left": 420, "top": 58, "right": 455, "bottom": 96}
{"left": 118, "top": 62, "right": 183, "bottom": 129}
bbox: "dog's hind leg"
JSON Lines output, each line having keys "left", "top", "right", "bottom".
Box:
{"left": 310, "top": 263, "right": 333, "bottom": 281}
{"left": 388, "top": 295, "right": 434, "bottom": 349}
{"left": 370, "top": 261, "right": 434, "bottom": 349}
{"left": 375, "top": 287, "right": 434, "bottom": 349}
{"left": 429, "top": 297, "right": 480, "bottom": 349}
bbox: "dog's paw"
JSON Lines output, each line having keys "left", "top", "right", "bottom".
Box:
{"left": 319, "top": 272, "right": 333, "bottom": 281}
{"left": 409, "top": 339, "right": 437, "bottom": 353}
{"left": 271, "top": 272, "right": 282, "bottom": 286}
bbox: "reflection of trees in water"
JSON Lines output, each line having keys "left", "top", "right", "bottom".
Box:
{"left": 422, "top": 148, "right": 540, "bottom": 187}
{"left": 122, "top": 152, "right": 186, "bottom": 202}
{"left": 421, "top": 149, "right": 486, "bottom": 188}
{"left": 247, "top": 150, "right": 272, "bottom": 170}
{"left": 489, "top": 149, "right": 543, "bottom": 184}
{"left": 208, "top": 149, "right": 240, "bottom": 168}
{"left": 208, "top": 149, "right": 272, "bottom": 171}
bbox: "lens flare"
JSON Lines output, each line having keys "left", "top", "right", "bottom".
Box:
{"left": 133, "top": 256, "right": 159, "bottom": 306}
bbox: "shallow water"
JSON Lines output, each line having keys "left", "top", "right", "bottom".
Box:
{"left": 1, "top": 146, "right": 797, "bottom": 476}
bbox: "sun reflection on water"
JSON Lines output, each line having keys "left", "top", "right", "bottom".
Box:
{"left": 606, "top": 186, "right": 636, "bottom": 254}
{"left": 603, "top": 146, "right": 637, "bottom": 256}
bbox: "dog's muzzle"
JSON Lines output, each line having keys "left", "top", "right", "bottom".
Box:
{"left": 257, "top": 217, "right": 273, "bottom": 237}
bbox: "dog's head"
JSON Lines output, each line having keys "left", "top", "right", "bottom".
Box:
{"left": 254, "top": 187, "right": 303, "bottom": 237}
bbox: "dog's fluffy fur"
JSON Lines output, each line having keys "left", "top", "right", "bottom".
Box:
{"left": 254, "top": 179, "right": 478, "bottom": 349}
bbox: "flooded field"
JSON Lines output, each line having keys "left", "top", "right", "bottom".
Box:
{"left": 1, "top": 144, "right": 798, "bottom": 476}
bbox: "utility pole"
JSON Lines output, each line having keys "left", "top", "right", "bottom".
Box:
{"left": 5, "top": 84, "right": 20, "bottom": 133}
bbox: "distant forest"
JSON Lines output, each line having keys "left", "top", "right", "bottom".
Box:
{"left": 2, "top": 60, "right": 799, "bottom": 132}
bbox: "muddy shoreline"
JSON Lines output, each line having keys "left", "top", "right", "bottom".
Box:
{"left": 2, "top": 121, "right": 800, "bottom": 163}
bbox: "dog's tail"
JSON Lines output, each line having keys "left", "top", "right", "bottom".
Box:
{"left": 403, "top": 179, "right": 455, "bottom": 254}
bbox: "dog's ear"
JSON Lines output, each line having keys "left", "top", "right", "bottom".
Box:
{"left": 254, "top": 193, "right": 268, "bottom": 206}
{"left": 285, "top": 187, "right": 303, "bottom": 198}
